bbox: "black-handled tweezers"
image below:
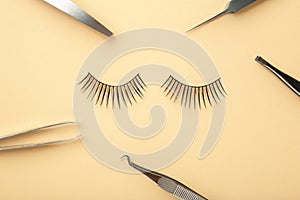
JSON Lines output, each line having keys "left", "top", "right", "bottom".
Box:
{"left": 255, "top": 56, "right": 300, "bottom": 97}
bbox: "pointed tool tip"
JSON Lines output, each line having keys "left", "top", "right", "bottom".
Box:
{"left": 121, "top": 155, "right": 131, "bottom": 163}
{"left": 98, "top": 28, "right": 113, "bottom": 37}
{"left": 186, "top": 26, "right": 197, "bottom": 33}
{"left": 105, "top": 31, "right": 113, "bottom": 37}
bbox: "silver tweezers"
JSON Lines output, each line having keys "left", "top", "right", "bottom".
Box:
{"left": 187, "top": 0, "right": 256, "bottom": 32}
{"left": 42, "top": 0, "right": 113, "bottom": 37}
{"left": 0, "top": 122, "right": 79, "bottom": 151}
{"left": 122, "top": 155, "right": 208, "bottom": 200}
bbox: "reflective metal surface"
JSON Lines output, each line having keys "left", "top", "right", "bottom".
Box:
{"left": 0, "top": 122, "right": 78, "bottom": 151}
{"left": 187, "top": 0, "right": 256, "bottom": 32}
{"left": 256, "top": 56, "right": 300, "bottom": 97}
{"left": 122, "top": 155, "right": 208, "bottom": 200}
{"left": 43, "top": 0, "right": 113, "bottom": 36}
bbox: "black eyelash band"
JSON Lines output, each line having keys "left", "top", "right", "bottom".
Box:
{"left": 78, "top": 73, "right": 146, "bottom": 108}
{"left": 161, "top": 75, "right": 227, "bottom": 109}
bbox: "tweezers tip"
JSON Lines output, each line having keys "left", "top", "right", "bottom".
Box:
{"left": 255, "top": 55, "right": 262, "bottom": 62}
{"left": 121, "top": 154, "right": 130, "bottom": 161}
{"left": 105, "top": 31, "right": 114, "bottom": 37}
{"left": 255, "top": 56, "right": 268, "bottom": 66}
{"left": 121, "top": 155, "right": 132, "bottom": 166}
{"left": 99, "top": 29, "right": 113, "bottom": 37}
{"left": 186, "top": 27, "right": 197, "bottom": 33}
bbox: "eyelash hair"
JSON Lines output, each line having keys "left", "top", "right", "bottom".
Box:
{"left": 161, "top": 75, "right": 227, "bottom": 109}
{"left": 78, "top": 73, "right": 146, "bottom": 108}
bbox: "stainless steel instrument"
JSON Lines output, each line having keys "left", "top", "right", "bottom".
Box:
{"left": 0, "top": 122, "right": 78, "bottom": 151}
{"left": 122, "top": 155, "right": 208, "bottom": 200}
{"left": 43, "top": 0, "right": 113, "bottom": 37}
{"left": 187, "top": 0, "right": 256, "bottom": 32}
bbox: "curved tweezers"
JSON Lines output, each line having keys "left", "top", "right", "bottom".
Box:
{"left": 0, "top": 122, "right": 79, "bottom": 151}
{"left": 121, "top": 155, "right": 208, "bottom": 200}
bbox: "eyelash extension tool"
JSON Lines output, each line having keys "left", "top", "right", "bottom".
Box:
{"left": 187, "top": 0, "right": 256, "bottom": 32}
{"left": 255, "top": 56, "right": 300, "bottom": 97}
{"left": 0, "top": 122, "right": 78, "bottom": 151}
{"left": 42, "top": 0, "right": 113, "bottom": 37}
{"left": 122, "top": 155, "right": 208, "bottom": 200}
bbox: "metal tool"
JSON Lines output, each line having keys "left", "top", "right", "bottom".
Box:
{"left": 122, "top": 155, "right": 208, "bottom": 200}
{"left": 255, "top": 56, "right": 300, "bottom": 97}
{"left": 0, "top": 122, "right": 78, "bottom": 151}
{"left": 187, "top": 0, "right": 256, "bottom": 32}
{"left": 42, "top": 0, "right": 113, "bottom": 37}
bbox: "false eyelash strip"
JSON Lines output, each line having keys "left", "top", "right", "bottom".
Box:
{"left": 161, "top": 75, "right": 227, "bottom": 109}
{"left": 78, "top": 73, "right": 146, "bottom": 108}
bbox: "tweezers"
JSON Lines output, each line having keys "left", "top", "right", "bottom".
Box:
{"left": 187, "top": 0, "right": 256, "bottom": 32}
{"left": 42, "top": 0, "right": 113, "bottom": 37}
{"left": 0, "top": 122, "right": 79, "bottom": 151}
{"left": 122, "top": 155, "right": 208, "bottom": 200}
{"left": 255, "top": 56, "right": 300, "bottom": 97}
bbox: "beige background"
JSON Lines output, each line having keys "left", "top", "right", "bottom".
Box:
{"left": 0, "top": 0, "right": 299, "bottom": 199}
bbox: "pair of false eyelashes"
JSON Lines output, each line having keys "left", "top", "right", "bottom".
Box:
{"left": 79, "top": 73, "right": 226, "bottom": 109}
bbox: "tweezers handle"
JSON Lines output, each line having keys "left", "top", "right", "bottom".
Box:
{"left": 0, "top": 122, "right": 79, "bottom": 151}
{"left": 255, "top": 56, "right": 300, "bottom": 97}
{"left": 227, "top": 0, "right": 256, "bottom": 12}
{"left": 173, "top": 184, "right": 208, "bottom": 200}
